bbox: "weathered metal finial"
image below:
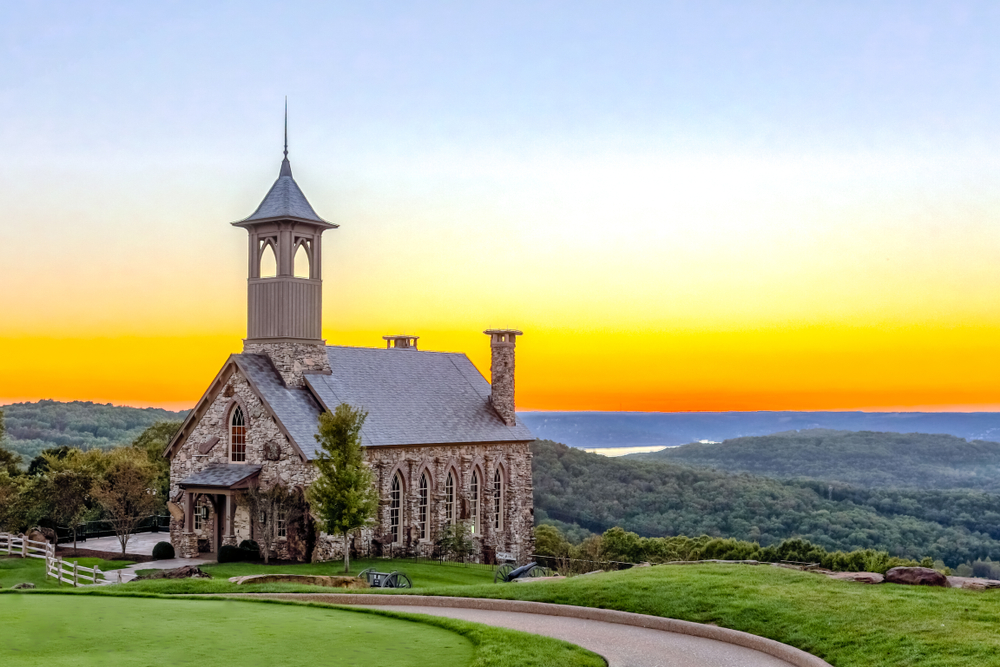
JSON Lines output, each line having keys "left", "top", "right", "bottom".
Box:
{"left": 283, "top": 97, "right": 288, "bottom": 159}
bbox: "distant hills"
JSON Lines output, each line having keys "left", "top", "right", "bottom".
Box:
{"left": 520, "top": 411, "right": 1000, "bottom": 449}
{"left": 531, "top": 439, "right": 1000, "bottom": 567}
{"left": 1, "top": 400, "right": 188, "bottom": 460}
{"left": 634, "top": 429, "right": 1000, "bottom": 492}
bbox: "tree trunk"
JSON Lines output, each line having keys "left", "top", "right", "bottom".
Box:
{"left": 72, "top": 525, "right": 77, "bottom": 556}
{"left": 343, "top": 533, "right": 350, "bottom": 573}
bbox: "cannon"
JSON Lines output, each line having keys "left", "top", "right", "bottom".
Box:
{"left": 494, "top": 561, "right": 554, "bottom": 583}
{"left": 357, "top": 568, "right": 413, "bottom": 588}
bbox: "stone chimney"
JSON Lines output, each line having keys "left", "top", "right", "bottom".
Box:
{"left": 383, "top": 335, "right": 419, "bottom": 350}
{"left": 484, "top": 329, "right": 522, "bottom": 426}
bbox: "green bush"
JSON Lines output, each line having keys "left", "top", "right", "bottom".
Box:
{"left": 239, "top": 540, "right": 260, "bottom": 554}
{"left": 151, "top": 541, "right": 175, "bottom": 560}
{"left": 218, "top": 545, "right": 247, "bottom": 563}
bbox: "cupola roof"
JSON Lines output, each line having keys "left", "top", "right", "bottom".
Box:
{"left": 233, "top": 102, "right": 337, "bottom": 228}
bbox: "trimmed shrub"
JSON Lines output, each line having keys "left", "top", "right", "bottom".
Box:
{"left": 239, "top": 539, "right": 260, "bottom": 554}
{"left": 218, "top": 544, "right": 246, "bottom": 563}
{"left": 151, "top": 541, "right": 175, "bottom": 560}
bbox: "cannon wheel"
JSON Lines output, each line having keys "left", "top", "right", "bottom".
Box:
{"left": 357, "top": 568, "right": 375, "bottom": 584}
{"left": 387, "top": 571, "right": 412, "bottom": 588}
{"left": 527, "top": 565, "right": 552, "bottom": 578}
{"left": 494, "top": 563, "right": 515, "bottom": 583}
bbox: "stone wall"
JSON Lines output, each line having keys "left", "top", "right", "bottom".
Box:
{"left": 169, "top": 364, "right": 534, "bottom": 563}
{"left": 242, "top": 340, "right": 331, "bottom": 387}
{"left": 312, "top": 442, "right": 534, "bottom": 563}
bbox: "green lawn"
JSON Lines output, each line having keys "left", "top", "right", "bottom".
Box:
{"left": 0, "top": 594, "right": 473, "bottom": 667}
{"left": 0, "top": 593, "right": 603, "bottom": 667}
{"left": 407, "top": 563, "right": 1000, "bottom": 667}
{"left": 1, "top": 557, "right": 133, "bottom": 590}
{"left": 123, "top": 558, "right": 494, "bottom": 594}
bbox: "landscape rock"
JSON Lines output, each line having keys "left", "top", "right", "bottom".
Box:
{"left": 946, "top": 576, "right": 1000, "bottom": 591}
{"left": 227, "top": 574, "right": 369, "bottom": 589}
{"left": 884, "top": 567, "right": 948, "bottom": 587}
{"left": 11, "top": 582, "right": 36, "bottom": 590}
{"left": 829, "top": 571, "right": 884, "bottom": 584}
{"left": 136, "top": 566, "right": 211, "bottom": 580}
{"left": 27, "top": 526, "right": 56, "bottom": 544}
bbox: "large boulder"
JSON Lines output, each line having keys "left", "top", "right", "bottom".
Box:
{"left": 830, "top": 571, "right": 884, "bottom": 584}
{"left": 946, "top": 576, "right": 1000, "bottom": 591}
{"left": 27, "top": 527, "right": 56, "bottom": 544}
{"left": 228, "top": 574, "right": 369, "bottom": 589}
{"left": 884, "top": 567, "right": 948, "bottom": 587}
{"left": 136, "top": 566, "right": 211, "bottom": 580}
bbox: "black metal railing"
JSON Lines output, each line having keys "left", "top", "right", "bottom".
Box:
{"left": 54, "top": 515, "right": 171, "bottom": 544}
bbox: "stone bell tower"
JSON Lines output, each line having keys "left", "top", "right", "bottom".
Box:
{"left": 232, "top": 110, "right": 335, "bottom": 386}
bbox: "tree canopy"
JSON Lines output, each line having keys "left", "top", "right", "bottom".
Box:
{"left": 307, "top": 404, "right": 378, "bottom": 572}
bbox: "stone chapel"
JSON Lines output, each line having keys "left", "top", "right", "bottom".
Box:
{"left": 164, "top": 139, "right": 535, "bottom": 563}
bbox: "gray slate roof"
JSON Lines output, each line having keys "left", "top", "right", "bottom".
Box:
{"left": 232, "top": 346, "right": 534, "bottom": 459}
{"left": 179, "top": 463, "right": 262, "bottom": 489}
{"left": 235, "top": 354, "right": 324, "bottom": 456}
{"left": 239, "top": 158, "right": 329, "bottom": 223}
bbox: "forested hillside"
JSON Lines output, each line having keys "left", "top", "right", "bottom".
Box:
{"left": 1, "top": 400, "right": 188, "bottom": 461}
{"left": 638, "top": 429, "right": 1000, "bottom": 491}
{"left": 532, "top": 439, "right": 1000, "bottom": 567}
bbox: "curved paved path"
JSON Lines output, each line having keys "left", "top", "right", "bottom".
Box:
{"left": 244, "top": 594, "right": 830, "bottom": 667}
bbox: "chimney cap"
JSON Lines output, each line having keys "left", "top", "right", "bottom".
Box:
{"left": 383, "top": 335, "right": 419, "bottom": 350}
{"left": 483, "top": 329, "right": 523, "bottom": 336}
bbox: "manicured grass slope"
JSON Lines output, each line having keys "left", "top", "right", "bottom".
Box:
{"left": 415, "top": 564, "right": 1000, "bottom": 667}
{"left": 124, "top": 558, "right": 493, "bottom": 594}
{"left": 0, "top": 557, "right": 132, "bottom": 590}
{"left": 0, "top": 595, "right": 474, "bottom": 667}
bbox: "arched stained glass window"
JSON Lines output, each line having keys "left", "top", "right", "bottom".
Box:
{"left": 230, "top": 406, "right": 246, "bottom": 462}
{"left": 389, "top": 474, "right": 402, "bottom": 543}
{"left": 493, "top": 469, "right": 503, "bottom": 531}
{"left": 418, "top": 473, "right": 429, "bottom": 540}
{"left": 470, "top": 471, "right": 479, "bottom": 534}
{"left": 445, "top": 471, "right": 455, "bottom": 525}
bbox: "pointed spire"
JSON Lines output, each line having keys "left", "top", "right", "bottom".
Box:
{"left": 279, "top": 97, "right": 292, "bottom": 177}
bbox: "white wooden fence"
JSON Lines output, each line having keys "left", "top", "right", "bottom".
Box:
{"left": 1, "top": 532, "right": 116, "bottom": 586}
{"left": 46, "top": 555, "right": 116, "bottom": 586}
{"left": 0, "top": 532, "right": 54, "bottom": 560}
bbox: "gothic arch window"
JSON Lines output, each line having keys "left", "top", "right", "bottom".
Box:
{"left": 293, "top": 241, "right": 311, "bottom": 279}
{"left": 445, "top": 471, "right": 456, "bottom": 526}
{"left": 418, "top": 472, "right": 429, "bottom": 540}
{"left": 493, "top": 468, "right": 504, "bottom": 531}
{"left": 470, "top": 470, "right": 480, "bottom": 534}
{"left": 230, "top": 406, "right": 246, "bottom": 462}
{"left": 259, "top": 241, "right": 277, "bottom": 278}
{"left": 389, "top": 473, "right": 402, "bottom": 543}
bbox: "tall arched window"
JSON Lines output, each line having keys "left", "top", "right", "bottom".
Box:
{"left": 470, "top": 470, "right": 479, "bottom": 534}
{"left": 259, "top": 242, "right": 277, "bottom": 278}
{"left": 293, "top": 242, "right": 311, "bottom": 279}
{"left": 418, "top": 473, "right": 429, "bottom": 540}
{"left": 230, "top": 406, "right": 246, "bottom": 462}
{"left": 445, "top": 471, "right": 455, "bottom": 525}
{"left": 389, "top": 474, "right": 402, "bottom": 543}
{"left": 493, "top": 469, "right": 503, "bottom": 531}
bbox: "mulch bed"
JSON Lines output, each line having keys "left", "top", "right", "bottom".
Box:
{"left": 54, "top": 546, "right": 155, "bottom": 563}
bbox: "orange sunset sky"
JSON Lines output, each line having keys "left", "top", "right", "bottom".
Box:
{"left": 4, "top": 3, "right": 1000, "bottom": 413}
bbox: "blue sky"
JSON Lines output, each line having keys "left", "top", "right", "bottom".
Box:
{"left": 5, "top": 2, "right": 1000, "bottom": 411}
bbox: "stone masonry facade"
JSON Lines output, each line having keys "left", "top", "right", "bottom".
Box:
{"left": 169, "top": 365, "right": 533, "bottom": 562}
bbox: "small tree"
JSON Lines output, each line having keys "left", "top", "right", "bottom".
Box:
{"left": 130, "top": 421, "right": 182, "bottom": 512}
{"left": 307, "top": 404, "right": 378, "bottom": 573}
{"left": 237, "top": 481, "right": 302, "bottom": 564}
{"left": 436, "top": 521, "right": 475, "bottom": 561}
{"left": 92, "top": 449, "right": 158, "bottom": 556}
{"left": 43, "top": 449, "right": 101, "bottom": 554}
